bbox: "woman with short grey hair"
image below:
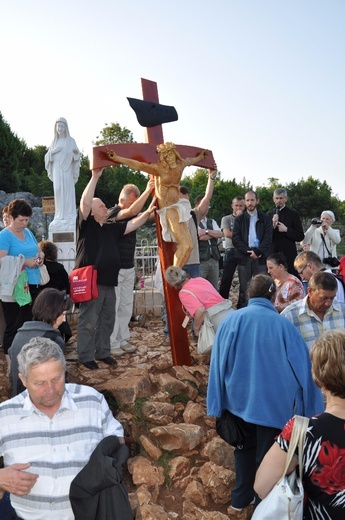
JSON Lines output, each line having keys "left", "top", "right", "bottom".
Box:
{"left": 164, "top": 266, "right": 233, "bottom": 337}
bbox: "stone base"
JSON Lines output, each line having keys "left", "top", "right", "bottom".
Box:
{"left": 48, "top": 229, "right": 76, "bottom": 274}
{"left": 133, "top": 289, "right": 163, "bottom": 317}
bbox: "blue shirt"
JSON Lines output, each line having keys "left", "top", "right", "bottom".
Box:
{"left": 0, "top": 228, "right": 40, "bottom": 284}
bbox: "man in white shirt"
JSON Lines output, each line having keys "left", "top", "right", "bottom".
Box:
{"left": 0, "top": 337, "right": 124, "bottom": 520}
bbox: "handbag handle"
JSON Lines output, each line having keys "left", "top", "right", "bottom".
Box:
{"left": 278, "top": 415, "right": 309, "bottom": 484}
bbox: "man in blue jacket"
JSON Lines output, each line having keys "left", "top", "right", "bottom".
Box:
{"left": 207, "top": 274, "right": 323, "bottom": 514}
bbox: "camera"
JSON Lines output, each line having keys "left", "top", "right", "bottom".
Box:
{"left": 311, "top": 218, "right": 322, "bottom": 225}
{"left": 323, "top": 257, "right": 340, "bottom": 268}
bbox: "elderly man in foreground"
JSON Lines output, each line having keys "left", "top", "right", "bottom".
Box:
{"left": 0, "top": 337, "right": 125, "bottom": 520}
{"left": 281, "top": 271, "right": 345, "bottom": 350}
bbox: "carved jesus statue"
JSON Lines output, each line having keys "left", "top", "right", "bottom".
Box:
{"left": 106, "top": 142, "right": 208, "bottom": 267}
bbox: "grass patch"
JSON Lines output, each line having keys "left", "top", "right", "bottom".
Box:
{"left": 170, "top": 393, "right": 190, "bottom": 405}
{"left": 157, "top": 451, "right": 174, "bottom": 487}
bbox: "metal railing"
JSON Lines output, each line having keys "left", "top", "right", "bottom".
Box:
{"left": 59, "top": 239, "right": 163, "bottom": 315}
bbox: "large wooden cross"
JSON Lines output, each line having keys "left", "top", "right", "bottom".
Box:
{"left": 92, "top": 78, "right": 215, "bottom": 365}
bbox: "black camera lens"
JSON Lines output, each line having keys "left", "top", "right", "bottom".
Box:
{"left": 311, "top": 218, "right": 322, "bottom": 225}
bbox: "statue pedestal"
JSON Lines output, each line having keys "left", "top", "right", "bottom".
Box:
{"left": 48, "top": 227, "right": 76, "bottom": 274}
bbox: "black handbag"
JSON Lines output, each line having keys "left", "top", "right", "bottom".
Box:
{"left": 320, "top": 234, "right": 340, "bottom": 267}
{"left": 216, "top": 409, "right": 255, "bottom": 449}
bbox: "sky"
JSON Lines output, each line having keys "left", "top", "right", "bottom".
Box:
{"left": 1, "top": 0, "right": 345, "bottom": 200}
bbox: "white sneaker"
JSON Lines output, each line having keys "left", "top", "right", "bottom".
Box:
{"left": 110, "top": 347, "right": 126, "bottom": 356}
{"left": 120, "top": 342, "right": 137, "bottom": 353}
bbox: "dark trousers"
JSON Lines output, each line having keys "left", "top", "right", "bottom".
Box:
{"left": 1, "top": 285, "right": 41, "bottom": 354}
{"left": 219, "top": 249, "right": 237, "bottom": 300}
{"left": 237, "top": 258, "right": 267, "bottom": 308}
{"left": 231, "top": 421, "right": 281, "bottom": 508}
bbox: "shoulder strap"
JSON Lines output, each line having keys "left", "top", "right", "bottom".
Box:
{"left": 190, "top": 210, "right": 198, "bottom": 231}
{"left": 278, "top": 415, "right": 309, "bottom": 483}
{"left": 180, "top": 288, "right": 199, "bottom": 299}
{"left": 320, "top": 233, "right": 331, "bottom": 256}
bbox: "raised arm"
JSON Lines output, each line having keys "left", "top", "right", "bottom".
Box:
{"left": 106, "top": 150, "right": 158, "bottom": 177}
{"left": 124, "top": 197, "right": 157, "bottom": 235}
{"left": 80, "top": 168, "right": 103, "bottom": 220}
{"left": 111, "top": 179, "right": 155, "bottom": 221}
{"left": 195, "top": 168, "right": 217, "bottom": 216}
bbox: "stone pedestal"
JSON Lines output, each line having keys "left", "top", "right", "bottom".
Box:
{"left": 48, "top": 228, "right": 76, "bottom": 274}
{"left": 133, "top": 289, "right": 163, "bottom": 317}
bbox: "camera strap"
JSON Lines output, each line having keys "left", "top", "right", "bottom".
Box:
{"left": 320, "top": 233, "right": 332, "bottom": 257}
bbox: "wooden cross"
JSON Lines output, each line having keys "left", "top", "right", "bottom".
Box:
{"left": 92, "top": 78, "right": 215, "bottom": 365}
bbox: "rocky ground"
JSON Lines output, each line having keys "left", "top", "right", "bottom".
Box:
{"left": 0, "top": 281, "right": 254, "bottom": 519}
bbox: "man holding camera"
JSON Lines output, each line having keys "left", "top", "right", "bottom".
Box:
{"left": 301, "top": 210, "right": 341, "bottom": 268}
{"left": 268, "top": 188, "right": 304, "bottom": 277}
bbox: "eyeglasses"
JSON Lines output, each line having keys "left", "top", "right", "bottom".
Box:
{"left": 297, "top": 265, "right": 307, "bottom": 276}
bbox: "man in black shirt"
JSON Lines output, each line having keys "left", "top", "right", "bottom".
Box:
{"left": 268, "top": 188, "right": 304, "bottom": 277}
{"left": 75, "top": 169, "right": 155, "bottom": 370}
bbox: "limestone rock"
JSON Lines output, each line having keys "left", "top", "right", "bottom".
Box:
{"left": 183, "top": 499, "right": 230, "bottom": 519}
{"left": 135, "top": 503, "right": 170, "bottom": 519}
{"left": 150, "top": 423, "right": 205, "bottom": 451}
{"left": 142, "top": 401, "right": 177, "bottom": 425}
{"left": 183, "top": 401, "right": 206, "bottom": 424}
{"left": 156, "top": 373, "right": 198, "bottom": 399}
{"left": 127, "top": 456, "right": 165, "bottom": 486}
{"left": 140, "top": 435, "right": 163, "bottom": 460}
{"left": 172, "top": 365, "right": 199, "bottom": 386}
{"left": 183, "top": 480, "right": 209, "bottom": 506}
{"left": 198, "top": 461, "right": 235, "bottom": 504}
{"left": 155, "top": 353, "right": 173, "bottom": 370}
{"left": 201, "top": 436, "right": 234, "bottom": 469}
{"left": 101, "top": 367, "right": 153, "bottom": 405}
{"left": 168, "top": 456, "right": 191, "bottom": 482}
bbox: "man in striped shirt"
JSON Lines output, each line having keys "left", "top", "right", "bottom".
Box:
{"left": 281, "top": 271, "right": 345, "bottom": 350}
{"left": 0, "top": 337, "right": 124, "bottom": 520}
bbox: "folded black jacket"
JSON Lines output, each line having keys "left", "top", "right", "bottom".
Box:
{"left": 69, "top": 436, "right": 133, "bottom": 520}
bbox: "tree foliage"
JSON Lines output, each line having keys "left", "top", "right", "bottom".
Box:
{"left": 1, "top": 115, "right": 345, "bottom": 237}
{"left": 93, "top": 122, "right": 135, "bottom": 146}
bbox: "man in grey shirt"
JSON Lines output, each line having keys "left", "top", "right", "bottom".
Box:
{"left": 219, "top": 196, "right": 245, "bottom": 303}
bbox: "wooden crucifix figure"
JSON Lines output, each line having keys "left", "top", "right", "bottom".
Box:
{"left": 92, "top": 78, "right": 216, "bottom": 365}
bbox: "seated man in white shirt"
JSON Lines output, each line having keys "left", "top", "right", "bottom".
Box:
{"left": 0, "top": 337, "right": 125, "bottom": 520}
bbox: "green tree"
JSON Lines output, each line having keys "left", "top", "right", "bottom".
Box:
{"left": 0, "top": 112, "right": 21, "bottom": 192}
{"left": 93, "top": 122, "right": 135, "bottom": 145}
{"left": 286, "top": 177, "right": 334, "bottom": 227}
{"left": 88, "top": 122, "right": 148, "bottom": 207}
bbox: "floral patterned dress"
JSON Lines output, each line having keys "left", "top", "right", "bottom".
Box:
{"left": 274, "top": 274, "right": 305, "bottom": 313}
{"left": 277, "top": 414, "right": 345, "bottom": 519}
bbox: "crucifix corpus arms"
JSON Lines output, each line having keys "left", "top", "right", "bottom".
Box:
{"left": 106, "top": 142, "right": 208, "bottom": 268}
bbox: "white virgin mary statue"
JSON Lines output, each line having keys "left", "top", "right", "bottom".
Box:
{"left": 45, "top": 117, "right": 81, "bottom": 229}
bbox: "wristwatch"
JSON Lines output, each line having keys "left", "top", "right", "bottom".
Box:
{"left": 205, "top": 229, "right": 209, "bottom": 234}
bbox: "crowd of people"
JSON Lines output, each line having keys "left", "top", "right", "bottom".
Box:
{"left": 0, "top": 158, "right": 345, "bottom": 519}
